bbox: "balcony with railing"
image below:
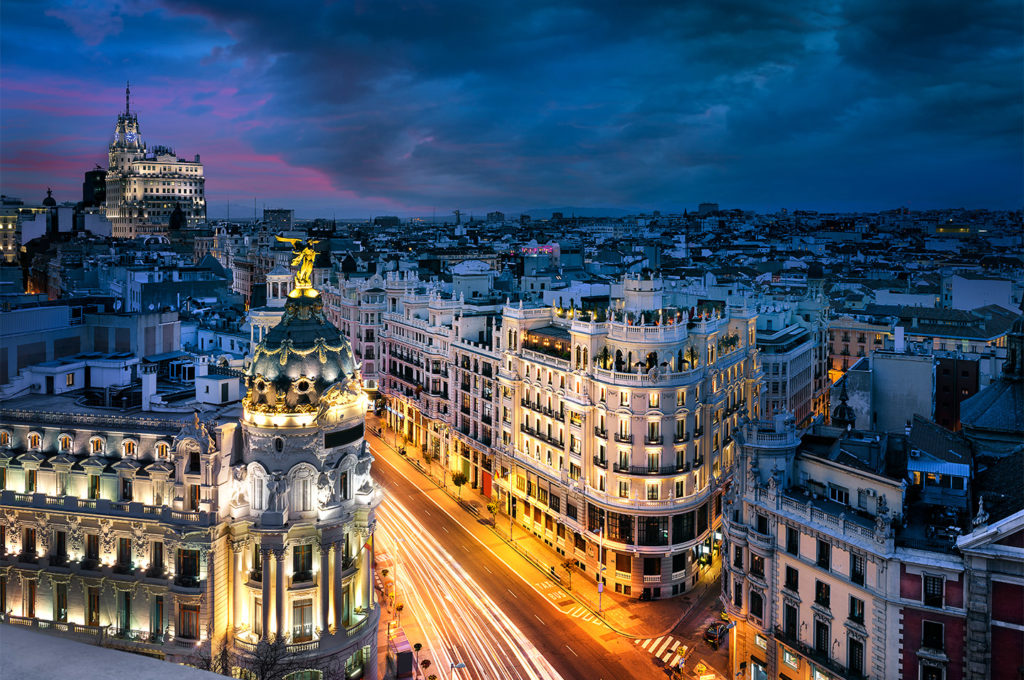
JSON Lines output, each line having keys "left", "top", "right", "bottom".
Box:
{"left": 613, "top": 461, "right": 688, "bottom": 476}
{"left": 592, "top": 455, "right": 608, "bottom": 470}
{"left": 644, "top": 435, "right": 664, "bottom": 446}
{"left": 774, "top": 627, "right": 865, "bottom": 680}
{"left": 613, "top": 432, "right": 633, "bottom": 444}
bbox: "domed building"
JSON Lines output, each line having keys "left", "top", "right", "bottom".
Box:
{"left": 231, "top": 251, "right": 381, "bottom": 678}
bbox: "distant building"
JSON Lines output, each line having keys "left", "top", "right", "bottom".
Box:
{"left": 698, "top": 202, "right": 719, "bottom": 216}
{"left": 82, "top": 168, "right": 107, "bottom": 207}
{"left": 262, "top": 208, "right": 293, "bottom": 233}
{"left": 373, "top": 216, "right": 400, "bottom": 228}
{"left": 486, "top": 211, "right": 505, "bottom": 223}
{"left": 105, "top": 83, "right": 206, "bottom": 238}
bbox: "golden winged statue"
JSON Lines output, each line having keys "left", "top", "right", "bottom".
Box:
{"left": 276, "top": 235, "right": 320, "bottom": 290}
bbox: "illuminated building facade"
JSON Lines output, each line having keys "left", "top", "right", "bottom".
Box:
{"left": 105, "top": 84, "right": 206, "bottom": 239}
{"left": 380, "top": 273, "right": 764, "bottom": 599}
{"left": 0, "top": 255, "right": 380, "bottom": 678}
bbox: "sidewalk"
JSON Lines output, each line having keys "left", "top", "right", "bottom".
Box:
{"left": 368, "top": 414, "right": 722, "bottom": 640}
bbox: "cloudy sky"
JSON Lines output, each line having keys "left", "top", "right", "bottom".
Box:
{"left": 2, "top": 0, "right": 1021, "bottom": 217}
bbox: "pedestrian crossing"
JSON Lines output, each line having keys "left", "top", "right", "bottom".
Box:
{"left": 635, "top": 635, "right": 688, "bottom": 666}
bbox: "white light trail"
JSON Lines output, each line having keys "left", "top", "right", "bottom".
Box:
{"left": 377, "top": 494, "right": 566, "bottom": 680}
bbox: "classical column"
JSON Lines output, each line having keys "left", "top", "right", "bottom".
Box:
{"left": 274, "top": 548, "right": 286, "bottom": 638}
{"left": 319, "top": 542, "right": 330, "bottom": 634}
{"left": 261, "top": 547, "right": 271, "bottom": 639}
{"left": 232, "top": 541, "right": 245, "bottom": 633}
{"left": 363, "top": 532, "right": 373, "bottom": 610}
{"left": 333, "top": 542, "right": 344, "bottom": 630}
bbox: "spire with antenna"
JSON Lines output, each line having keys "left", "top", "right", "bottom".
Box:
{"left": 126, "top": 80, "right": 131, "bottom": 115}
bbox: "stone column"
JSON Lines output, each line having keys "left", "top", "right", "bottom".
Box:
{"left": 232, "top": 542, "right": 245, "bottom": 633}
{"left": 333, "top": 542, "right": 344, "bottom": 630}
{"left": 319, "top": 542, "right": 330, "bottom": 634}
{"left": 261, "top": 547, "right": 271, "bottom": 638}
{"left": 274, "top": 548, "right": 286, "bottom": 638}
{"left": 363, "top": 532, "right": 373, "bottom": 609}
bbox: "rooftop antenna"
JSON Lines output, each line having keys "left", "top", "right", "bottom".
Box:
{"left": 126, "top": 80, "right": 130, "bottom": 115}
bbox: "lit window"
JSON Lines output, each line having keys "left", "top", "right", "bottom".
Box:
{"left": 90, "top": 438, "right": 104, "bottom": 455}
{"left": 156, "top": 442, "right": 169, "bottom": 458}
{"left": 28, "top": 433, "right": 41, "bottom": 450}
{"left": 123, "top": 440, "right": 137, "bottom": 457}
{"left": 58, "top": 435, "right": 72, "bottom": 452}
{"left": 65, "top": 373, "right": 75, "bottom": 387}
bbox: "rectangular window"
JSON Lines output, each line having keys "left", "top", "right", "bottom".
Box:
{"left": 23, "top": 527, "right": 37, "bottom": 556}
{"left": 787, "top": 526, "right": 800, "bottom": 555}
{"left": 785, "top": 565, "right": 799, "bottom": 592}
{"left": 179, "top": 605, "right": 200, "bottom": 640}
{"left": 88, "top": 475, "right": 100, "bottom": 500}
{"left": 620, "top": 391, "right": 628, "bottom": 406}
{"left": 646, "top": 484, "right": 659, "bottom": 501}
{"left": 24, "top": 579, "right": 36, "bottom": 618}
{"left": 649, "top": 393, "right": 660, "bottom": 408}
{"left": 923, "top": 575, "right": 944, "bottom": 608}
{"left": 618, "top": 480, "right": 629, "bottom": 498}
{"left": 784, "top": 603, "right": 797, "bottom": 639}
{"left": 815, "top": 580, "right": 831, "bottom": 608}
{"left": 750, "top": 554, "right": 764, "bottom": 578}
{"left": 848, "top": 636, "right": 864, "bottom": 675}
{"left": 152, "top": 596, "right": 164, "bottom": 637}
{"left": 922, "top": 621, "right": 944, "bottom": 650}
{"left": 292, "top": 600, "right": 313, "bottom": 642}
{"left": 117, "top": 537, "right": 132, "bottom": 568}
{"left": 86, "top": 533, "right": 99, "bottom": 561}
{"left": 851, "top": 553, "right": 865, "bottom": 586}
{"left": 675, "top": 479, "right": 685, "bottom": 498}
{"left": 293, "top": 544, "right": 313, "bottom": 581}
{"left": 677, "top": 389, "right": 685, "bottom": 406}
{"left": 26, "top": 469, "right": 36, "bottom": 493}
{"left": 734, "top": 546, "right": 743, "bottom": 569}
{"left": 849, "top": 595, "right": 865, "bottom": 623}
{"left": 54, "top": 582, "right": 68, "bottom": 622}
{"left": 177, "top": 549, "right": 200, "bottom": 585}
{"left": 87, "top": 587, "right": 100, "bottom": 626}
{"left": 817, "top": 539, "right": 831, "bottom": 570}
{"left": 783, "top": 649, "right": 799, "bottom": 669}
{"left": 828, "top": 484, "right": 849, "bottom": 505}
{"left": 814, "top": 620, "right": 829, "bottom": 655}
{"left": 120, "top": 477, "right": 133, "bottom": 501}
{"left": 66, "top": 372, "right": 75, "bottom": 386}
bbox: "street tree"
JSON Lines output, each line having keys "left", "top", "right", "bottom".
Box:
{"left": 561, "top": 558, "right": 576, "bottom": 590}
{"left": 451, "top": 471, "right": 468, "bottom": 500}
{"left": 486, "top": 500, "right": 501, "bottom": 526}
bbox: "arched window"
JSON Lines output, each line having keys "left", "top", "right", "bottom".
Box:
{"left": 123, "top": 440, "right": 138, "bottom": 457}
{"left": 90, "top": 437, "right": 105, "bottom": 455}
{"left": 28, "top": 433, "right": 41, "bottom": 450}
{"left": 58, "top": 434, "right": 73, "bottom": 452}
{"left": 156, "top": 442, "right": 169, "bottom": 458}
{"left": 0, "top": 431, "right": 10, "bottom": 447}
{"left": 251, "top": 471, "right": 266, "bottom": 511}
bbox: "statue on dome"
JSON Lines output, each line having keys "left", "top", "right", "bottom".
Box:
{"left": 276, "top": 235, "right": 320, "bottom": 290}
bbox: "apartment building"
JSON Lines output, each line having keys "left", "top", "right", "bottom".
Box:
{"left": 496, "top": 276, "right": 763, "bottom": 598}
{"left": 321, "top": 275, "right": 386, "bottom": 395}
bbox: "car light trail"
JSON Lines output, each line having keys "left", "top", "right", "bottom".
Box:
{"left": 377, "top": 493, "right": 566, "bottom": 680}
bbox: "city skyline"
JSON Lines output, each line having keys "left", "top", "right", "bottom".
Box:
{"left": 2, "top": 0, "right": 1022, "bottom": 217}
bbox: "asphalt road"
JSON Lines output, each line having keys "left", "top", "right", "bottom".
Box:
{"left": 369, "top": 434, "right": 664, "bottom": 680}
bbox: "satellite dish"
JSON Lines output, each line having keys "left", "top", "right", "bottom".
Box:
{"left": 148, "top": 304, "right": 155, "bottom": 311}
{"left": 113, "top": 299, "right": 123, "bottom": 311}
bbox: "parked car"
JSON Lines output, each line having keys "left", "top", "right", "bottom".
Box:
{"left": 704, "top": 622, "right": 730, "bottom": 649}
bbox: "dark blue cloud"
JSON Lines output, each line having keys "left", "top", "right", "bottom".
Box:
{"left": 2, "top": 0, "right": 1020, "bottom": 214}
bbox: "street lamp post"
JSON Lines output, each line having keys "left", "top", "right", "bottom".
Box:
{"left": 450, "top": 661, "right": 466, "bottom": 678}
{"left": 592, "top": 515, "right": 606, "bottom": 616}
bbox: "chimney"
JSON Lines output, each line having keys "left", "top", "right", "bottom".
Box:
{"left": 894, "top": 326, "right": 905, "bottom": 353}
{"left": 141, "top": 363, "right": 157, "bottom": 411}
{"left": 195, "top": 356, "right": 209, "bottom": 378}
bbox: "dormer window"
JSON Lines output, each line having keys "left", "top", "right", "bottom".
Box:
{"left": 90, "top": 437, "right": 105, "bottom": 455}
{"left": 58, "top": 435, "right": 73, "bottom": 452}
{"left": 0, "top": 431, "right": 10, "bottom": 447}
{"left": 123, "top": 440, "right": 138, "bottom": 457}
{"left": 156, "top": 442, "right": 169, "bottom": 458}
{"left": 28, "top": 433, "right": 41, "bottom": 450}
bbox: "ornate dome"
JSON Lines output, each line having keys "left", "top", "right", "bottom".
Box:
{"left": 245, "top": 291, "right": 356, "bottom": 414}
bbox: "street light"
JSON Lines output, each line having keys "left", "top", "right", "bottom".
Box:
{"left": 450, "top": 660, "right": 467, "bottom": 679}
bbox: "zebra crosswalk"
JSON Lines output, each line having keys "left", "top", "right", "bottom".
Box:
{"left": 635, "top": 635, "right": 688, "bottom": 666}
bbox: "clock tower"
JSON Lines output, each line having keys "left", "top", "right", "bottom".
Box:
{"left": 103, "top": 81, "right": 207, "bottom": 238}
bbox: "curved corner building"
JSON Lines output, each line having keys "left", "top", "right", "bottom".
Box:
{"left": 0, "top": 261, "right": 380, "bottom": 680}
{"left": 233, "top": 267, "right": 382, "bottom": 677}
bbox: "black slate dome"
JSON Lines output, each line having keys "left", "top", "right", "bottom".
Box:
{"left": 246, "top": 293, "right": 356, "bottom": 412}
